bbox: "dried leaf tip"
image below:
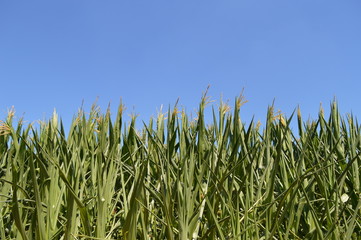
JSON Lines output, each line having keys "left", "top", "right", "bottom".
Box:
{"left": 256, "top": 121, "right": 261, "bottom": 130}
{"left": 319, "top": 103, "right": 324, "bottom": 117}
{"left": 200, "top": 85, "right": 214, "bottom": 107}
{"left": 118, "top": 103, "right": 125, "bottom": 116}
{"left": 219, "top": 100, "right": 231, "bottom": 115}
{"left": 279, "top": 115, "right": 286, "bottom": 127}
{"left": 0, "top": 121, "right": 11, "bottom": 135}
{"left": 7, "top": 106, "right": 15, "bottom": 121}
{"left": 52, "top": 109, "right": 58, "bottom": 128}
{"left": 297, "top": 107, "right": 301, "bottom": 119}
{"left": 236, "top": 90, "right": 248, "bottom": 109}
{"left": 269, "top": 106, "right": 286, "bottom": 126}
{"left": 269, "top": 106, "right": 282, "bottom": 121}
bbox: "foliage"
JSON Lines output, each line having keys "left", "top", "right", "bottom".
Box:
{"left": 0, "top": 95, "right": 360, "bottom": 239}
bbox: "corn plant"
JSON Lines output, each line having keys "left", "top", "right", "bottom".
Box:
{"left": 0, "top": 95, "right": 360, "bottom": 239}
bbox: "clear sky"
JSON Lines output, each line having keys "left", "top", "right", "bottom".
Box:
{"left": 1, "top": 1, "right": 361, "bottom": 130}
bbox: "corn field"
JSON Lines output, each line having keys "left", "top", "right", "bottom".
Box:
{"left": 0, "top": 95, "right": 360, "bottom": 239}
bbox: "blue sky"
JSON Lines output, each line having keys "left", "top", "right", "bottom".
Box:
{"left": 1, "top": 1, "right": 361, "bottom": 130}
